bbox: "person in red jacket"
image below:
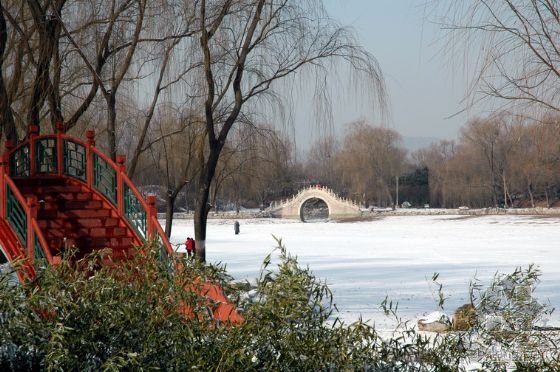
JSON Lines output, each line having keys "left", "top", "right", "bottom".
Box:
{"left": 185, "top": 237, "right": 194, "bottom": 257}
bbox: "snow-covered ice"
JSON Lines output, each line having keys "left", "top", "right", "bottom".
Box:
{"left": 166, "top": 215, "right": 560, "bottom": 329}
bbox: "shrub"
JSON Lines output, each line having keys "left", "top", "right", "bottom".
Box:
{"left": 0, "top": 241, "right": 558, "bottom": 370}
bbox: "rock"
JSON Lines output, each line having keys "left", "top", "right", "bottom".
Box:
{"left": 452, "top": 303, "right": 477, "bottom": 331}
{"left": 417, "top": 311, "right": 451, "bottom": 332}
{"left": 481, "top": 315, "right": 506, "bottom": 331}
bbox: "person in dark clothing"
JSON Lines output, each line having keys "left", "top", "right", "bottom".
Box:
{"left": 234, "top": 220, "right": 240, "bottom": 235}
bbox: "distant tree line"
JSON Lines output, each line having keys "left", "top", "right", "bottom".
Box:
{"left": 413, "top": 113, "right": 560, "bottom": 208}
{"left": 304, "top": 113, "right": 560, "bottom": 209}
{"left": 136, "top": 112, "right": 560, "bottom": 212}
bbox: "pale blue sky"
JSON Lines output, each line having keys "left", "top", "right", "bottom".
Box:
{"left": 295, "top": 0, "right": 485, "bottom": 149}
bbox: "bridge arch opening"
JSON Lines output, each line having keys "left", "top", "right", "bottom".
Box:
{"left": 300, "top": 197, "right": 329, "bottom": 222}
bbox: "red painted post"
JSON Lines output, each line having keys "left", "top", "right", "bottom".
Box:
{"left": 86, "top": 130, "right": 95, "bottom": 188}
{"left": 147, "top": 194, "right": 157, "bottom": 239}
{"left": 56, "top": 122, "right": 64, "bottom": 176}
{"left": 28, "top": 125, "right": 39, "bottom": 176}
{"left": 28, "top": 125, "right": 39, "bottom": 135}
{"left": 0, "top": 154, "right": 6, "bottom": 219}
{"left": 3, "top": 141, "right": 14, "bottom": 219}
{"left": 116, "top": 155, "right": 126, "bottom": 216}
{"left": 26, "top": 195, "right": 37, "bottom": 259}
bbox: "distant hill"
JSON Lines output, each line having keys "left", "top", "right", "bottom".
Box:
{"left": 402, "top": 136, "right": 441, "bottom": 153}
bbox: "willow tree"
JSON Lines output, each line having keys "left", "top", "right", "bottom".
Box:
{"left": 436, "top": 1, "right": 560, "bottom": 115}
{"left": 0, "top": 0, "right": 66, "bottom": 139}
{"left": 336, "top": 121, "right": 405, "bottom": 209}
{"left": 193, "top": 0, "right": 386, "bottom": 260}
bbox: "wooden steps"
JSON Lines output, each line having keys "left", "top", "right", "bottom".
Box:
{"left": 14, "top": 177, "right": 140, "bottom": 261}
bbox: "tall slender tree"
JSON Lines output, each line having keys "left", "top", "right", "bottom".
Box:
{"left": 193, "top": 0, "right": 385, "bottom": 260}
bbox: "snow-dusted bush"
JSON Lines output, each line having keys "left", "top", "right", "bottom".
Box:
{"left": 0, "top": 242, "right": 558, "bottom": 370}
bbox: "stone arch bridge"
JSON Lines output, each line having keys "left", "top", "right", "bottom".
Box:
{"left": 267, "top": 186, "right": 363, "bottom": 221}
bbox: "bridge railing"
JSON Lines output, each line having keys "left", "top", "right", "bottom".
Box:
{"left": 0, "top": 160, "right": 55, "bottom": 280}
{"left": 269, "top": 185, "right": 362, "bottom": 210}
{"left": 4, "top": 123, "right": 175, "bottom": 274}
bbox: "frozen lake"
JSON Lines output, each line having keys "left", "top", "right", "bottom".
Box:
{"left": 166, "top": 215, "right": 560, "bottom": 329}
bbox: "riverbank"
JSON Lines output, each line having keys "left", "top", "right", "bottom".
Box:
{"left": 160, "top": 206, "right": 560, "bottom": 220}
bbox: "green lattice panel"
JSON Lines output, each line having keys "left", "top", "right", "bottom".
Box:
{"left": 63, "top": 140, "right": 86, "bottom": 181}
{"left": 7, "top": 186, "right": 27, "bottom": 246}
{"left": 93, "top": 153, "right": 117, "bottom": 204}
{"left": 36, "top": 138, "right": 57, "bottom": 174}
{"left": 34, "top": 234, "right": 47, "bottom": 271}
{"left": 9, "top": 144, "right": 30, "bottom": 177}
{"left": 124, "top": 184, "right": 147, "bottom": 240}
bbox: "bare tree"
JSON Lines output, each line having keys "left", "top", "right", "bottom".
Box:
{"left": 410, "top": 112, "right": 560, "bottom": 208}
{"left": 56, "top": 0, "right": 196, "bottom": 162}
{"left": 517, "top": 115, "right": 560, "bottom": 207}
{"left": 460, "top": 114, "right": 520, "bottom": 207}
{"left": 412, "top": 140, "right": 456, "bottom": 207}
{"left": 151, "top": 112, "right": 204, "bottom": 237}
{"left": 193, "top": 0, "right": 385, "bottom": 260}
{"left": 337, "top": 121, "right": 405, "bottom": 208}
{"left": 305, "top": 135, "right": 339, "bottom": 188}
{"left": 62, "top": 0, "right": 147, "bottom": 159}
{"left": 0, "top": 0, "right": 144, "bottom": 141}
{"left": 216, "top": 123, "right": 293, "bottom": 211}
{"left": 437, "top": 1, "right": 560, "bottom": 115}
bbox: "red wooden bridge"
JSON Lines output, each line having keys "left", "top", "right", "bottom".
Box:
{"left": 0, "top": 124, "right": 241, "bottom": 323}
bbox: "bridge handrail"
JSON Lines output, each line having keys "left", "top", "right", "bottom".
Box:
{"left": 31, "top": 219, "right": 56, "bottom": 265}
{"left": 149, "top": 214, "right": 175, "bottom": 270}
{"left": 0, "top": 168, "right": 53, "bottom": 279}
{"left": 268, "top": 185, "right": 362, "bottom": 211}
{"left": 3, "top": 123, "right": 174, "bottom": 274}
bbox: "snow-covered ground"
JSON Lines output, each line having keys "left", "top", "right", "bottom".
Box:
{"left": 166, "top": 215, "right": 560, "bottom": 329}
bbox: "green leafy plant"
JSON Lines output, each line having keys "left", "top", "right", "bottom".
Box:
{"left": 1, "top": 241, "right": 559, "bottom": 371}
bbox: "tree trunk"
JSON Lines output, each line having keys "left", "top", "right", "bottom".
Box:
{"left": 395, "top": 175, "right": 399, "bottom": 209}
{"left": 164, "top": 194, "right": 176, "bottom": 238}
{"left": 0, "top": 0, "right": 16, "bottom": 142}
{"left": 26, "top": 0, "right": 65, "bottom": 130}
{"left": 47, "top": 24, "right": 64, "bottom": 129}
{"left": 502, "top": 173, "right": 508, "bottom": 208}
{"left": 527, "top": 180, "right": 534, "bottom": 208}
{"left": 381, "top": 180, "right": 394, "bottom": 209}
{"left": 194, "top": 149, "right": 221, "bottom": 262}
{"left": 0, "top": 72, "right": 15, "bottom": 142}
{"left": 193, "top": 183, "right": 211, "bottom": 261}
{"left": 164, "top": 182, "right": 189, "bottom": 238}
{"left": 106, "top": 93, "right": 117, "bottom": 161}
